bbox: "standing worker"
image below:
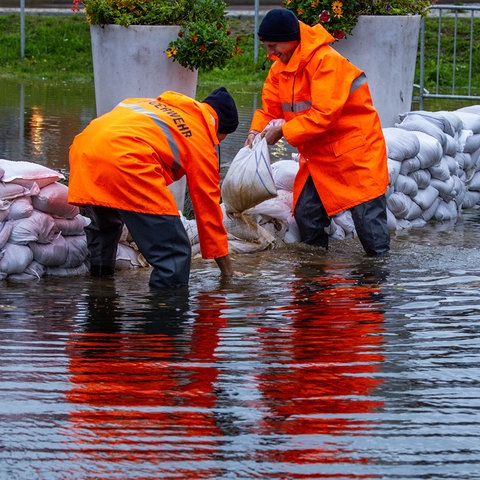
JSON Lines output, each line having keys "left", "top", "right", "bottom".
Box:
{"left": 68, "top": 87, "right": 239, "bottom": 288}
{"left": 246, "top": 8, "right": 390, "bottom": 255}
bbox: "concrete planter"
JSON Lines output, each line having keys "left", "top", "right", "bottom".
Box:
{"left": 90, "top": 25, "right": 199, "bottom": 211}
{"left": 334, "top": 15, "right": 421, "bottom": 127}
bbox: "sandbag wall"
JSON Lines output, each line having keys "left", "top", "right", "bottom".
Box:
{"left": 0, "top": 159, "right": 91, "bottom": 281}
{"left": 0, "top": 159, "right": 146, "bottom": 281}
{"left": 385, "top": 106, "right": 480, "bottom": 229}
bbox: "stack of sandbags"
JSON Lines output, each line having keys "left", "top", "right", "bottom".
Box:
{"left": 385, "top": 108, "right": 480, "bottom": 229}
{"left": 0, "top": 159, "right": 146, "bottom": 281}
{"left": 0, "top": 159, "right": 90, "bottom": 281}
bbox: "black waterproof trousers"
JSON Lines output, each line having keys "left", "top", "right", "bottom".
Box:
{"left": 84, "top": 205, "right": 192, "bottom": 288}
{"left": 294, "top": 176, "right": 390, "bottom": 255}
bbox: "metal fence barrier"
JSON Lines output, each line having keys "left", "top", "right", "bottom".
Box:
{"left": 416, "top": 4, "right": 480, "bottom": 108}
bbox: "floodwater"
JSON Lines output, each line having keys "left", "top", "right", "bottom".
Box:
{"left": 1, "top": 79, "right": 480, "bottom": 479}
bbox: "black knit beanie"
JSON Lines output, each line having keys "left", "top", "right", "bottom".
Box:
{"left": 258, "top": 8, "right": 300, "bottom": 42}
{"left": 202, "top": 87, "right": 239, "bottom": 134}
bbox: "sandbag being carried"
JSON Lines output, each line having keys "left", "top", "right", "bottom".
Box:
{"left": 221, "top": 136, "right": 277, "bottom": 213}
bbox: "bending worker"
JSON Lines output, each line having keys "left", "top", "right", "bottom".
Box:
{"left": 246, "top": 8, "right": 390, "bottom": 255}
{"left": 68, "top": 87, "right": 239, "bottom": 288}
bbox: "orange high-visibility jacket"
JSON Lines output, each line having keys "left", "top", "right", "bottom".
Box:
{"left": 68, "top": 91, "right": 228, "bottom": 260}
{"left": 250, "top": 22, "right": 389, "bottom": 216}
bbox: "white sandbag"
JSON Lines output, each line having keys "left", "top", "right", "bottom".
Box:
{"left": 284, "top": 216, "right": 301, "bottom": 244}
{"left": 32, "top": 182, "right": 80, "bottom": 219}
{"left": 434, "top": 200, "right": 459, "bottom": 221}
{"left": 410, "top": 131, "right": 444, "bottom": 169}
{"left": 255, "top": 217, "right": 288, "bottom": 244}
{"left": 387, "top": 191, "right": 416, "bottom": 218}
{"left": 456, "top": 105, "right": 480, "bottom": 116}
{"left": 223, "top": 211, "right": 277, "bottom": 252}
{"left": 396, "top": 113, "right": 447, "bottom": 149}
{"left": 62, "top": 235, "right": 88, "bottom": 268}
{"left": 244, "top": 189, "right": 293, "bottom": 223}
{"left": 452, "top": 175, "right": 467, "bottom": 207}
{"left": 408, "top": 169, "right": 431, "bottom": 189}
{"left": 471, "top": 148, "right": 480, "bottom": 171}
{"left": 430, "top": 176, "right": 456, "bottom": 202}
{"left": 443, "top": 134, "right": 457, "bottom": 157}
{"left": 7, "top": 197, "right": 33, "bottom": 220}
{"left": 30, "top": 235, "right": 69, "bottom": 266}
{"left": 0, "top": 182, "right": 31, "bottom": 201}
{"left": 454, "top": 111, "right": 480, "bottom": 133}
{"left": 325, "top": 218, "right": 346, "bottom": 240}
{"left": 463, "top": 133, "right": 480, "bottom": 154}
{"left": 221, "top": 136, "right": 277, "bottom": 213}
{"left": 332, "top": 210, "right": 356, "bottom": 236}
{"left": 409, "top": 218, "right": 427, "bottom": 229}
{"left": 386, "top": 208, "right": 398, "bottom": 230}
{"left": 399, "top": 156, "right": 421, "bottom": 175}
{"left": 396, "top": 218, "right": 413, "bottom": 230}
{"left": 7, "top": 261, "right": 46, "bottom": 282}
{"left": 421, "top": 197, "right": 442, "bottom": 222}
{"left": 394, "top": 174, "right": 418, "bottom": 198}
{"left": 0, "top": 243, "right": 33, "bottom": 274}
{"left": 46, "top": 262, "right": 89, "bottom": 277}
{"left": 457, "top": 129, "right": 473, "bottom": 152}
{"left": 413, "top": 185, "right": 440, "bottom": 210}
{"left": 9, "top": 210, "right": 59, "bottom": 245}
{"left": 455, "top": 152, "right": 471, "bottom": 171}
{"left": 180, "top": 214, "right": 199, "bottom": 246}
{"left": 383, "top": 127, "right": 421, "bottom": 161}
{"left": 461, "top": 190, "right": 480, "bottom": 209}
{"left": 54, "top": 214, "right": 91, "bottom": 236}
{"left": 405, "top": 200, "right": 423, "bottom": 220}
{"left": 387, "top": 158, "right": 402, "bottom": 185}
{"left": 0, "top": 159, "right": 64, "bottom": 188}
{"left": 467, "top": 171, "right": 480, "bottom": 191}
{"left": 399, "top": 111, "right": 459, "bottom": 136}
{"left": 271, "top": 160, "right": 298, "bottom": 192}
{"left": 429, "top": 157, "right": 451, "bottom": 182}
{"left": 0, "top": 221, "right": 13, "bottom": 249}
{"left": 115, "top": 243, "right": 148, "bottom": 270}
{"left": 0, "top": 201, "right": 10, "bottom": 222}
{"left": 443, "top": 155, "right": 459, "bottom": 176}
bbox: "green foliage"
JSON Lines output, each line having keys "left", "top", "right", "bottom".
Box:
{"left": 81, "top": 0, "right": 187, "bottom": 26}
{"left": 283, "top": 0, "right": 431, "bottom": 40}
{"left": 75, "top": 0, "right": 239, "bottom": 71}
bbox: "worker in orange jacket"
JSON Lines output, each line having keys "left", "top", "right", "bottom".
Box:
{"left": 68, "top": 87, "right": 239, "bottom": 288}
{"left": 246, "top": 9, "right": 390, "bottom": 255}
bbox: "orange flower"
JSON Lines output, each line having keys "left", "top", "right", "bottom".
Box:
{"left": 191, "top": 34, "right": 198, "bottom": 42}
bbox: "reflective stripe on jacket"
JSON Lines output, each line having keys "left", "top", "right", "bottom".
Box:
{"left": 68, "top": 91, "right": 228, "bottom": 259}
{"left": 251, "top": 22, "right": 389, "bottom": 216}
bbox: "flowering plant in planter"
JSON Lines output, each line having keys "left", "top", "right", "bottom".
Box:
{"left": 72, "top": 0, "right": 240, "bottom": 71}
{"left": 283, "top": 0, "right": 433, "bottom": 40}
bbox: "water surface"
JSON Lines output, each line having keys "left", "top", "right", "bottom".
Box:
{"left": 1, "top": 79, "right": 479, "bottom": 479}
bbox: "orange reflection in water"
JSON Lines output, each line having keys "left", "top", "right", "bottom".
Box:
{"left": 250, "top": 264, "right": 386, "bottom": 475}
{"left": 63, "top": 263, "right": 386, "bottom": 477}
{"left": 65, "top": 289, "right": 228, "bottom": 478}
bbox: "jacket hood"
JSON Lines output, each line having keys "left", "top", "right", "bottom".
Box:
{"left": 269, "top": 21, "right": 335, "bottom": 72}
